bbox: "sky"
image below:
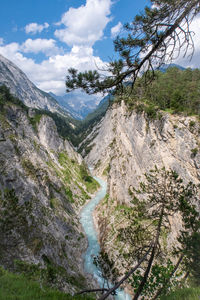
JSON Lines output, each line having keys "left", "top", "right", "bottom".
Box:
{"left": 0, "top": 0, "right": 200, "bottom": 96}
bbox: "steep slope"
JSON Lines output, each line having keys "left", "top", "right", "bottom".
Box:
{"left": 74, "top": 95, "right": 112, "bottom": 151}
{"left": 0, "top": 90, "right": 99, "bottom": 293}
{"left": 83, "top": 101, "right": 200, "bottom": 272}
{"left": 85, "top": 101, "right": 200, "bottom": 197}
{"left": 50, "top": 91, "right": 99, "bottom": 120}
{"left": 0, "top": 54, "right": 70, "bottom": 117}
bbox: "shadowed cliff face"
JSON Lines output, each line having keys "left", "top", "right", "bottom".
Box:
{"left": 83, "top": 101, "right": 200, "bottom": 273}
{"left": 0, "top": 102, "right": 96, "bottom": 293}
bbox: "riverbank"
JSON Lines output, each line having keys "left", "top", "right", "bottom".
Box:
{"left": 80, "top": 175, "right": 131, "bottom": 300}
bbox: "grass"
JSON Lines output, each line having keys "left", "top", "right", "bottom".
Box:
{"left": 84, "top": 176, "right": 100, "bottom": 194}
{"left": 0, "top": 267, "right": 94, "bottom": 300}
{"left": 160, "top": 287, "right": 200, "bottom": 300}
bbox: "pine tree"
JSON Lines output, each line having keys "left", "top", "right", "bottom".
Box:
{"left": 66, "top": 0, "right": 200, "bottom": 94}
{"left": 98, "top": 167, "right": 200, "bottom": 300}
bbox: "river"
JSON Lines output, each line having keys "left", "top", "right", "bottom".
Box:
{"left": 80, "top": 175, "right": 131, "bottom": 300}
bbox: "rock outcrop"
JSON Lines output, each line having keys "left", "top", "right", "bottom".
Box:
{"left": 0, "top": 54, "right": 70, "bottom": 117}
{"left": 0, "top": 100, "right": 96, "bottom": 292}
{"left": 83, "top": 101, "right": 200, "bottom": 272}
{"left": 85, "top": 101, "right": 200, "bottom": 200}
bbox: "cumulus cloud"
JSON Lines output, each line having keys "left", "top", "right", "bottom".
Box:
{"left": 111, "top": 22, "right": 122, "bottom": 38}
{"left": 165, "top": 14, "right": 200, "bottom": 69}
{"left": 21, "top": 38, "right": 61, "bottom": 56}
{"left": 25, "top": 22, "right": 49, "bottom": 34}
{"left": 0, "top": 43, "right": 107, "bottom": 95}
{"left": 54, "top": 0, "right": 112, "bottom": 46}
{"left": 0, "top": 38, "right": 4, "bottom": 45}
{"left": 0, "top": 1, "right": 114, "bottom": 95}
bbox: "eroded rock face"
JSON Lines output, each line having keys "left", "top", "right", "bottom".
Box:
{"left": 0, "top": 54, "right": 69, "bottom": 116}
{"left": 0, "top": 104, "right": 93, "bottom": 292}
{"left": 84, "top": 101, "right": 200, "bottom": 272}
{"left": 85, "top": 101, "right": 200, "bottom": 202}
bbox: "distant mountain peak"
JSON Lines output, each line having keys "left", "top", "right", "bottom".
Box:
{"left": 50, "top": 91, "right": 100, "bottom": 120}
{"left": 158, "top": 63, "right": 186, "bottom": 72}
{"left": 0, "top": 54, "right": 70, "bottom": 117}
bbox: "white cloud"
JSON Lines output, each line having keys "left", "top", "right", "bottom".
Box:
{"left": 111, "top": 21, "right": 122, "bottom": 38}
{"left": 139, "top": 13, "right": 200, "bottom": 70}
{"left": 0, "top": 43, "right": 107, "bottom": 95}
{"left": 169, "top": 15, "right": 200, "bottom": 68}
{"left": 21, "top": 38, "right": 61, "bottom": 56}
{"left": 54, "top": 0, "right": 112, "bottom": 46}
{"left": 25, "top": 22, "right": 49, "bottom": 34}
{"left": 0, "top": 38, "right": 4, "bottom": 45}
{"left": 0, "top": 1, "right": 113, "bottom": 96}
{"left": 0, "top": 42, "right": 20, "bottom": 57}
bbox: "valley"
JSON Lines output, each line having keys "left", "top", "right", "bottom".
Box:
{"left": 0, "top": 53, "right": 200, "bottom": 300}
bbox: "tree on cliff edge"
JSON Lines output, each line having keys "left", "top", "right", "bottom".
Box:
{"left": 98, "top": 167, "right": 200, "bottom": 300}
{"left": 66, "top": 0, "right": 200, "bottom": 95}
{"left": 76, "top": 167, "right": 200, "bottom": 299}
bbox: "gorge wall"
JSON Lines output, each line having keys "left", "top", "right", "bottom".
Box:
{"left": 83, "top": 101, "right": 200, "bottom": 271}
{"left": 0, "top": 100, "right": 98, "bottom": 293}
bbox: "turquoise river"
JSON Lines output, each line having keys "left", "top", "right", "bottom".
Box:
{"left": 80, "top": 175, "right": 131, "bottom": 300}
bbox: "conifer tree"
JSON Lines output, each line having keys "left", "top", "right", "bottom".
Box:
{"left": 98, "top": 167, "right": 200, "bottom": 300}
{"left": 66, "top": 0, "right": 200, "bottom": 94}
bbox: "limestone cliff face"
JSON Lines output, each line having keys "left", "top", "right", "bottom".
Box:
{"left": 0, "top": 54, "right": 70, "bottom": 117}
{"left": 84, "top": 101, "right": 200, "bottom": 269}
{"left": 0, "top": 103, "right": 94, "bottom": 292}
{"left": 85, "top": 101, "right": 199, "bottom": 201}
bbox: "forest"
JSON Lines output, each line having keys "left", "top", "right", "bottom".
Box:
{"left": 116, "top": 67, "right": 200, "bottom": 118}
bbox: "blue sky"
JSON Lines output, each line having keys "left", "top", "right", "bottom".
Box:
{"left": 0, "top": 0, "right": 200, "bottom": 95}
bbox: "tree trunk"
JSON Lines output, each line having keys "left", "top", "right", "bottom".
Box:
{"left": 152, "top": 254, "right": 184, "bottom": 300}
{"left": 133, "top": 204, "right": 165, "bottom": 300}
{"left": 133, "top": 245, "right": 156, "bottom": 300}
{"left": 98, "top": 243, "right": 153, "bottom": 300}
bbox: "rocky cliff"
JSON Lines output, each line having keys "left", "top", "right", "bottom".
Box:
{"left": 83, "top": 101, "right": 200, "bottom": 271}
{"left": 85, "top": 101, "right": 199, "bottom": 196}
{"left": 0, "top": 54, "right": 70, "bottom": 117}
{"left": 0, "top": 96, "right": 99, "bottom": 293}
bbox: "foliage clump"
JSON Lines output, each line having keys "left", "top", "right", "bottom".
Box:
{"left": 95, "top": 167, "right": 200, "bottom": 300}
{"left": 116, "top": 67, "right": 200, "bottom": 118}
{"left": 0, "top": 266, "right": 94, "bottom": 300}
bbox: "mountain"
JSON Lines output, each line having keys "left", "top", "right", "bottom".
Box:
{"left": 82, "top": 100, "right": 200, "bottom": 282}
{"left": 0, "top": 87, "right": 99, "bottom": 293}
{"left": 1, "top": 55, "right": 199, "bottom": 297}
{"left": 158, "top": 63, "right": 186, "bottom": 72}
{"left": 50, "top": 91, "right": 99, "bottom": 120}
{"left": 75, "top": 94, "right": 112, "bottom": 151}
{"left": 0, "top": 54, "right": 70, "bottom": 117}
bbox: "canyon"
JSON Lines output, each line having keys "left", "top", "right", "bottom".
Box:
{"left": 0, "top": 54, "right": 200, "bottom": 298}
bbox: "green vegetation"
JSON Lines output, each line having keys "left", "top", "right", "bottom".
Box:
{"left": 57, "top": 152, "right": 99, "bottom": 204}
{"left": 50, "top": 198, "right": 61, "bottom": 209}
{"left": 0, "top": 267, "right": 94, "bottom": 300}
{"left": 21, "top": 159, "right": 38, "bottom": 180}
{"left": 79, "top": 163, "right": 100, "bottom": 193}
{"left": 160, "top": 287, "right": 200, "bottom": 300}
{"left": 29, "top": 112, "right": 43, "bottom": 131}
{"left": 0, "top": 188, "right": 29, "bottom": 233}
{"left": 191, "top": 147, "right": 198, "bottom": 157}
{"left": 96, "top": 167, "right": 200, "bottom": 300}
{"left": 65, "top": 0, "right": 200, "bottom": 102}
{"left": 65, "top": 188, "right": 74, "bottom": 203}
{"left": 118, "top": 67, "right": 200, "bottom": 118}
{"left": 0, "top": 85, "right": 28, "bottom": 112}
{"left": 73, "top": 98, "right": 111, "bottom": 148}
{"left": 15, "top": 257, "right": 86, "bottom": 291}
{"left": 0, "top": 85, "right": 80, "bottom": 144}
{"left": 103, "top": 164, "right": 111, "bottom": 176}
